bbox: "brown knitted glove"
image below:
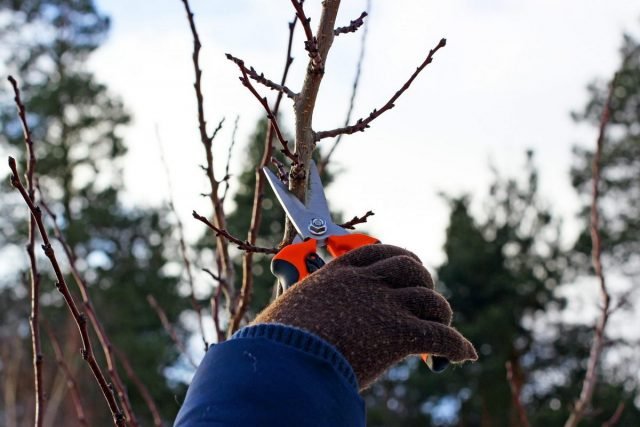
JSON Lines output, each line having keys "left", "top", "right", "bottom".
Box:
{"left": 253, "top": 244, "right": 477, "bottom": 389}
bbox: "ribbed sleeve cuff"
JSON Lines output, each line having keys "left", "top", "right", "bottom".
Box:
{"left": 231, "top": 323, "right": 358, "bottom": 390}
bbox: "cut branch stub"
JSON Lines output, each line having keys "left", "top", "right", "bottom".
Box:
{"left": 339, "top": 210, "right": 375, "bottom": 230}
{"left": 334, "top": 11, "right": 368, "bottom": 36}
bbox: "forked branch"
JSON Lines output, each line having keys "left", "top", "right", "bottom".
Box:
{"left": 179, "top": 0, "right": 235, "bottom": 312}
{"left": 38, "top": 196, "right": 137, "bottom": 426}
{"left": 7, "top": 75, "right": 44, "bottom": 427}
{"left": 315, "top": 38, "right": 447, "bottom": 140}
{"left": 226, "top": 53, "right": 298, "bottom": 162}
{"left": 8, "top": 157, "right": 125, "bottom": 427}
{"left": 290, "top": 0, "right": 322, "bottom": 71}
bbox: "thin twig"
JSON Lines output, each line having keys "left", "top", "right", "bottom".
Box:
{"left": 155, "top": 125, "right": 208, "bottom": 351}
{"left": 271, "top": 157, "right": 289, "bottom": 185}
{"left": 506, "top": 361, "right": 530, "bottom": 427}
{"left": 339, "top": 210, "right": 374, "bottom": 229}
{"left": 225, "top": 56, "right": 297, "bottom": 100}
{"left": 564, "top": 72, "right": 618, "bottom": 427}
{"left": 290, "top": 0, "right": 322, "bottom": 71}
{"left": 319, "top": 0, "right": 370, "bottom": 173}
{"left": 202, "top": 268, "right": 226, "bottom": 343}
{"left": 226, "top": 53, "right": 298, "bottom": 162}
{"left": 113, "top": 346, "right": 163, "bottom": 427}
{"left": 179, "top": 0, "right": 235, "bottom": 319}
{"left": 334, "top": 11, "right": 367, "bottom": 36}
{"left": 229, "top": 10, "right": 300, "bottom": 334}
{"left": 8, "top": 157, "right": 125, "bottom": 427}
{"left": 602, "top": 402, "right": 625, "bottom": 427}
{"left": 315, "top": 38, "right": 447, "bottom": 140}
{"left": 38, "top": 195, "right": 137, "bottom": 426}
{"left": 7, "top": 75, "right": 45, "bottom": 427}
{"left": 45, "top": 324, "right": 88, "bottom": 427}
{"left": 146, "top": 295, "right": 197, "bottom": 369}
{"left": 221, "top": 116, "right": 240, "bottom": 204}
{"left": 192, "top": 211, "right": 277, "bottom": 254}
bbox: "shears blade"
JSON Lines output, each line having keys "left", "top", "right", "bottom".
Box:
{"left": 262, "top": 162, "right": 347, "bottom": 243}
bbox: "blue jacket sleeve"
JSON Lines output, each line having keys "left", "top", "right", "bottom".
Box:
{"left": 174, "top": 323, "right": 365, "bottom": 427}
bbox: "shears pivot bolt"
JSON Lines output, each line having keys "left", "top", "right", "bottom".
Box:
{"left": 308, "top": 218, "right": 327, "bottom": 236}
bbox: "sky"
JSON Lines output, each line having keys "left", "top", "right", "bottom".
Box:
{"left": 89, "top": 0, "right": 638, "bottom": 268}
{"left": 84, "top": 0, "right": 640, "bottom": 352}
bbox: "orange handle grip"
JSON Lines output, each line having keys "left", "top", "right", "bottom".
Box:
{"left": 271, "top": 239, "right": 324, "bottom": 290}
{"left": 326, "top": 233, "right": 380, "bottom": 258}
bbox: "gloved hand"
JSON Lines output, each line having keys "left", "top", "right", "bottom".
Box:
{"left": 253, "top": 244, "right": 477, "bottom": 389}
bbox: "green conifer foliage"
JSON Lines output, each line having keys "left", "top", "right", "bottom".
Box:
{"left": 365, "top": 154, "right": 567, "bottom": 426}
{"left": 571, "top": 33, "right": 640, "bottom": 271}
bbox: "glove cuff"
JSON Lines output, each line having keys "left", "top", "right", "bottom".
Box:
{"left": 232, "top": 323, "right": 358, "bottom": 390}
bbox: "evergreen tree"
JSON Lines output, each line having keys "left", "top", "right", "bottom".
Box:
{"left": 0, "top": 1, "right": 186, "bottom": 424}
{"left": 365, "top": 153, "right": 567, "bottom": 426}
{"left": 571, "top": 33, "right": 640, "bottom": 272}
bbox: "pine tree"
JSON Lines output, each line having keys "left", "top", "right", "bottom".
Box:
{"left": 571, "top": 33, "right": 640, "bottom": 272}
{"left": 365, "top": 153, "right": 567, "bottom": 426}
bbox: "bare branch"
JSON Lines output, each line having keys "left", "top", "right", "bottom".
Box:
{"left": 7, "top": 75, "right": 44, "bottom": 427}
{"left": 283, "top": 0, "right": 341, "bottom": 244}
{"left": 602, "top": 402, "right": 625, "bottom": 427}
{"left": 8, "top": 157, "right": 125, "bottom": 427}
{"left": 271, "top": 157, "right": 289, "bottom": 185}
{"left": 339, "top": 210, "right": 374, "bottom": 230}
{"left": 38, "top": 194, "right": 137, "bottom": 426}
{"left": 290, "top": 0, "right": 322, "bottom": 71}
{"left": 45, "top": 325, "right": 88, "bottom": 427}
{"left": 202, "top": 268, "right": 227, "bottom": 343}
{"left": 506, "top": 361, "right": 530, "bottom": 427}
{"left": 319, "top": 0, "right": 370, "bottom": 173}
{"left": 147, "top": 295, "right": 197, "bottom": 369}
{"left": 221, "top": 115, "right": 240, "bottom": 204}
{"left": 155, "top": 126, "right": 208, "bottom": 351}
{"left": 315, "top": 38, "right": 447, "bottom": 140}
{"left": 229, "top": 11, "right": 300, "bottom": 334}
{"left": 334, "top": 11, "right": 367, "bottom": 36}
{"left": 179, "top": 0, "right": 236, "bottom": 312}
{"left": 113, "top": 346, "right": 162, "bottom": 427}
{"left": 225, "top": 53, "right": 298, "bottom": 162}
{"left": 564, "top": 72, "right": 618, "bottom": 427}
{"left": 193, "top": 210, "right": 277, "bottom": 254}
{"left": 225, "top": 55, "right": 297, "bottom": 99}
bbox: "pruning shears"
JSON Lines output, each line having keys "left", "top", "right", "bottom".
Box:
{"left": 263, "top": 161, "right": 449, "bottom": 372}
{"left": 263, "top": 161, "right": 379, "bottom": 289}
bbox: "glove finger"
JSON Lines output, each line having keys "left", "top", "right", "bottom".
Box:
{"left": 393, "top": 287, "right": 452, "bottom": 324}
{"left": 333, "top": 244, "right": 421, "bottom": 268}
{"left": 401, "top": 319, "right": 478, "bottom": 363}
{"left": 364, "top": 255, "right": 434, "bottom": 289}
